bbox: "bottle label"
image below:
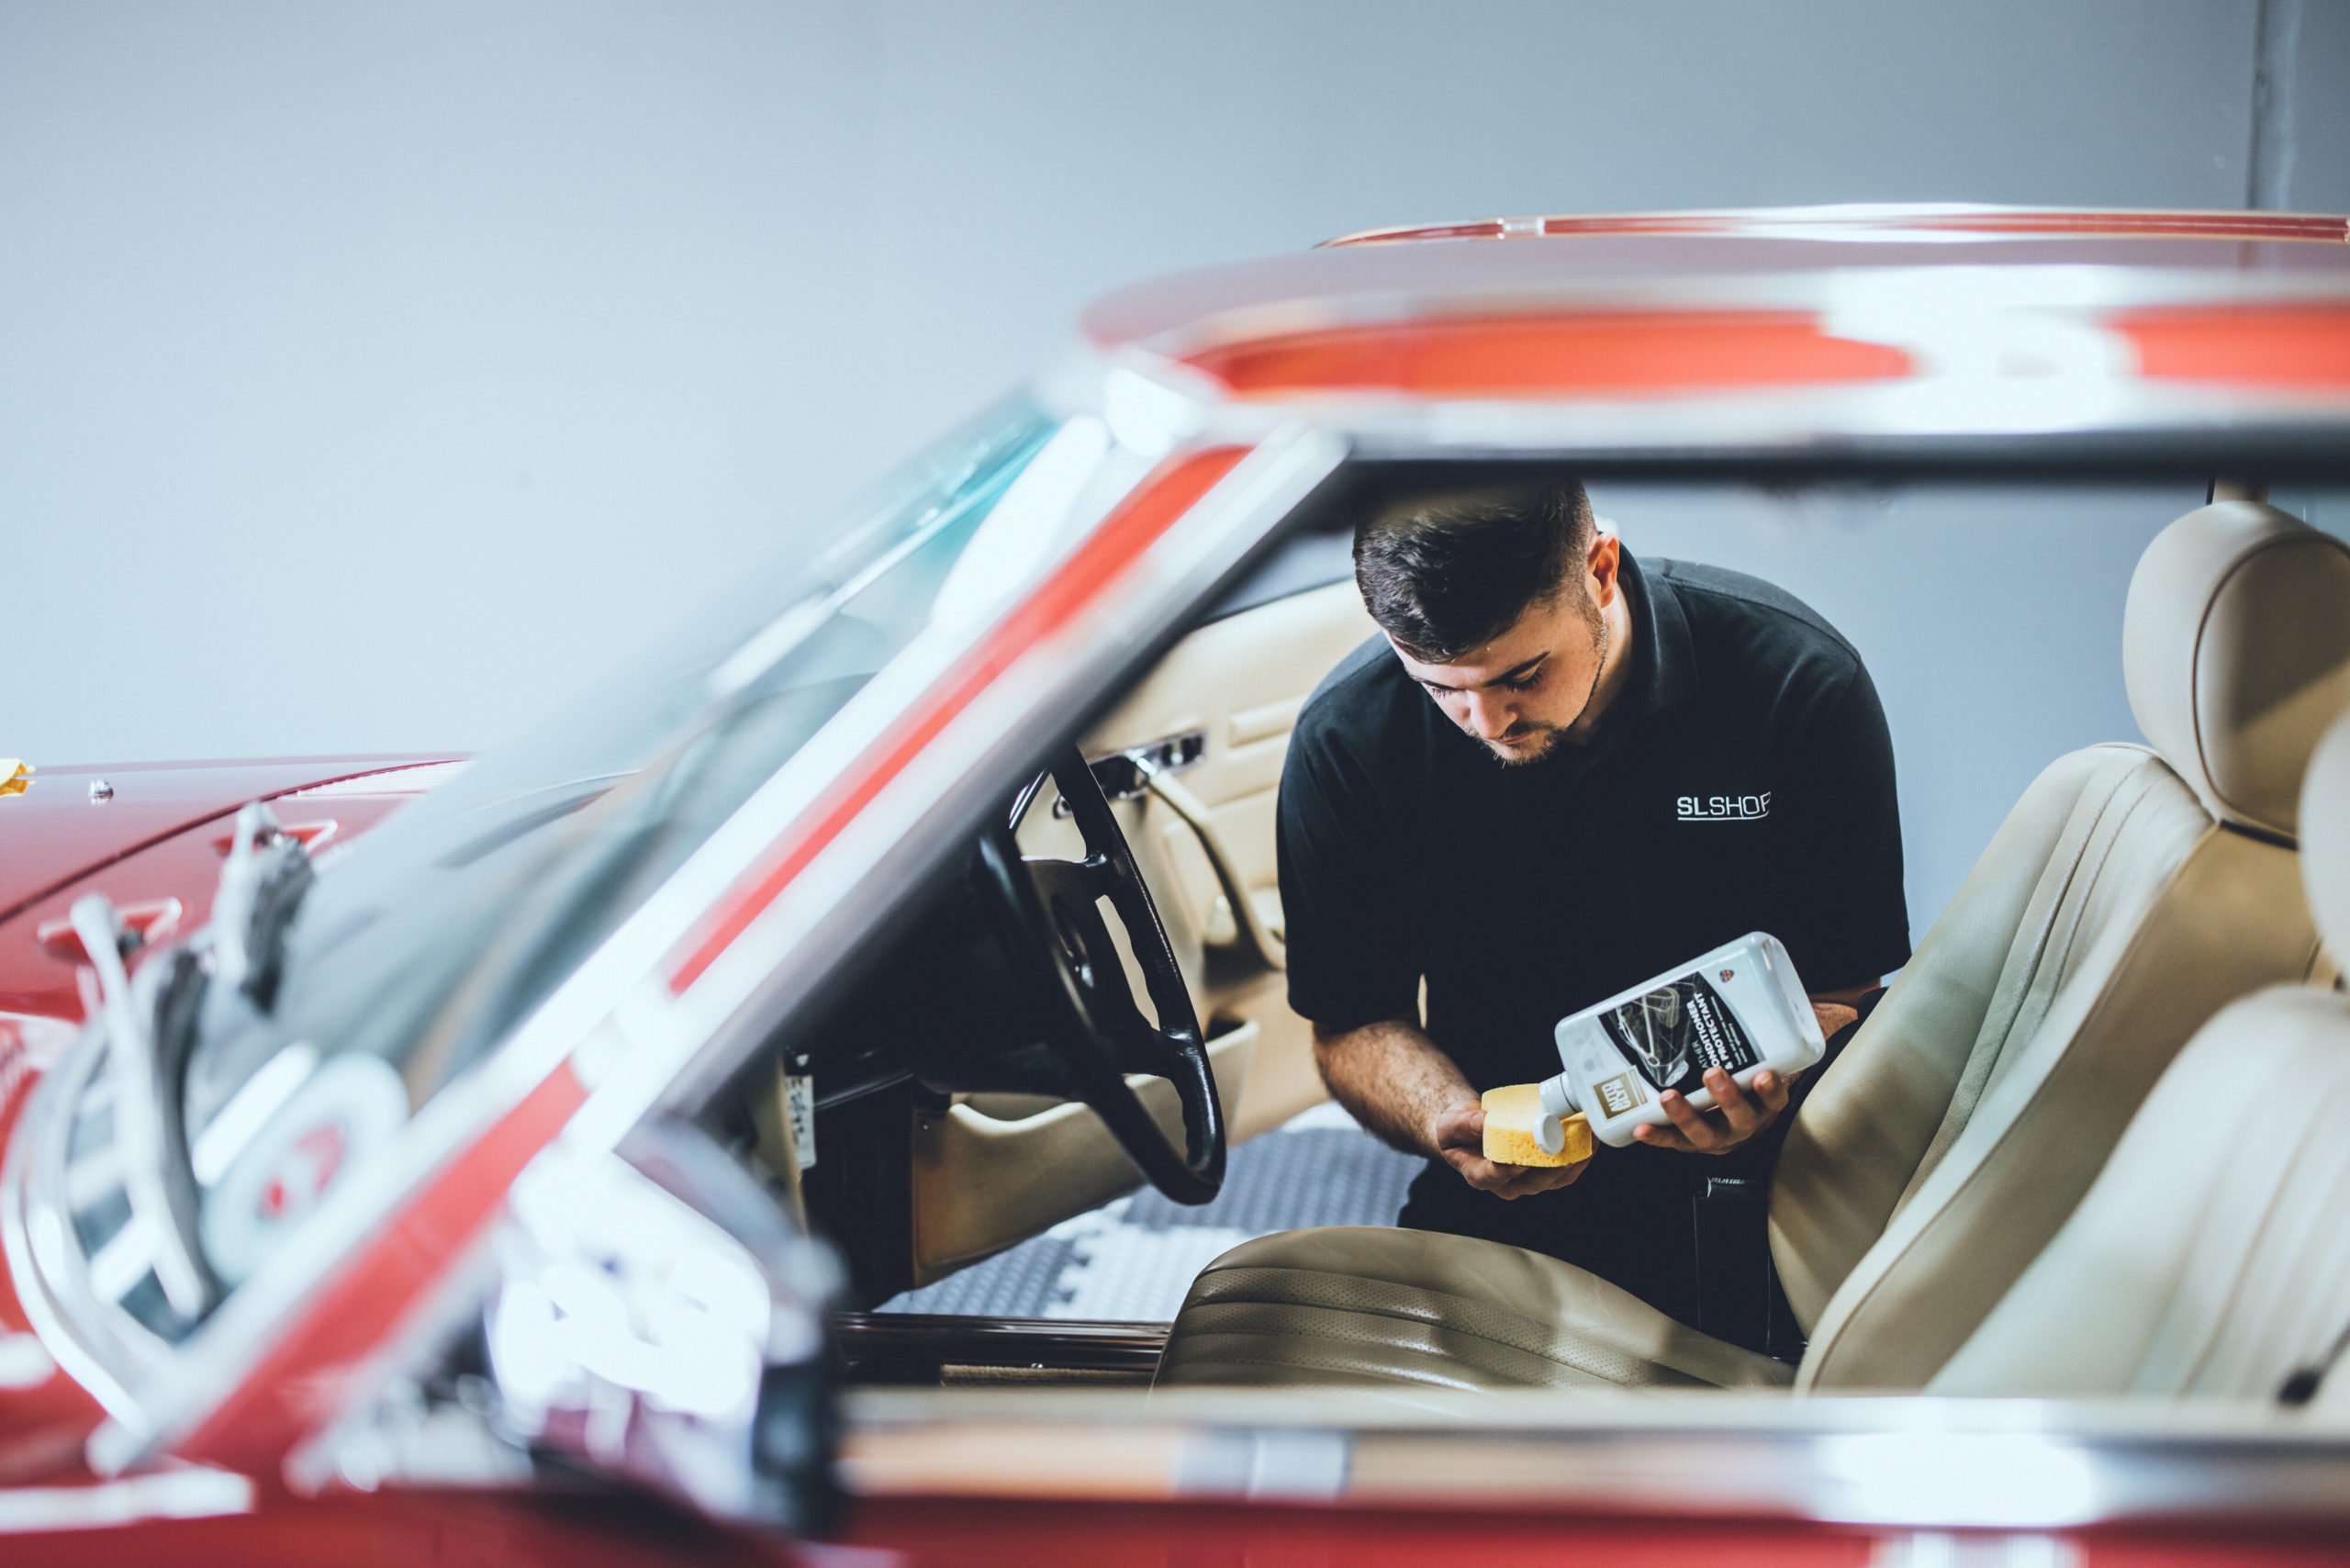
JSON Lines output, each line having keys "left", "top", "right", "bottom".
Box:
{"left": 1596, "top": 972, "right": 1760, "bottom": 1097}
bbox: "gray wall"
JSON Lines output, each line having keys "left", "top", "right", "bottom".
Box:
{"left": 1595, "top": 481, "right": 2199, "bottom": 946}
{"left": 4, "top": 1, "right": 2345, "bottom": 931}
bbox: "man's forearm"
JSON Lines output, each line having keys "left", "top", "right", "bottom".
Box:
{"left": 1313, "top": 1018, "right": 1476, "bottom": 1159}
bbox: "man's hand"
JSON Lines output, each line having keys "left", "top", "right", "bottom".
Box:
{"left": 1313, "top": 1018, "right": 1594, "bottom": 1198}
{"left": 1630, "top": 1067, "right": 1794, "bottom": 1155}
{"left": 1431, "top": 1099, "right": 1590, "bottom": 1198}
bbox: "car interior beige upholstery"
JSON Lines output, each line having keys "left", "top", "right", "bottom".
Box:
{"left": 1781, "top": 501, "right": 2348, "bottom": 1388}
{"left": 1156, "top": 501, "right": 2349, "bottom": 1395}
{"left": 1931, "top": 710, "right": 2350, "bottom": 1403}
{"left": 902, "top": 1024, "right": 1256, "bottom": 1284}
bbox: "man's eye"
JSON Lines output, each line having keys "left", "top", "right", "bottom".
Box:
{"left": 1502, "top": 669, "right": 1541, "bottom": 692}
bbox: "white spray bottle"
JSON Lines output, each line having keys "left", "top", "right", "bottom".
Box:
{"left": 1534, "top": 932, "right": 1826, "bottom": 1149}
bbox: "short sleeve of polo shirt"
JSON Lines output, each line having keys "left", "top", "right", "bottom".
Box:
{"left": 1277, "top": 698, "right": 1424, "bottom": 1034}
{"left": 1770, "top": 660, "right": 1912, "bottom": 990}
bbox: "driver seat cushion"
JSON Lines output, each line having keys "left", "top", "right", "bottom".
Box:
{"left": 1152, "top": 1226, "right": 1794, "bottom": 1392}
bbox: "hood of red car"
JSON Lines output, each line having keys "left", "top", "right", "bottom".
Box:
{"left": 0, "top": 756, "right": 456, "bottom": 1023}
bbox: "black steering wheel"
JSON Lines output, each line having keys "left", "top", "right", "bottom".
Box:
{"left": 977, "top": 744, "right": 1225, "bottom": 1205}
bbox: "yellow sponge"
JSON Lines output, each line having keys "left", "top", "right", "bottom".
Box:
{"left": 1481, "top": 1083, "right": 1593, "bottom": 1167}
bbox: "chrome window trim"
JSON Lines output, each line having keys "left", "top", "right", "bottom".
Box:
{"left": 845, "top": 1387, "right": 2350, "bottom": 1528}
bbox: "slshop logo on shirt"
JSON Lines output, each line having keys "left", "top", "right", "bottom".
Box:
{"left": 1678, "top": 790, "right": 1771, "bottom": 822}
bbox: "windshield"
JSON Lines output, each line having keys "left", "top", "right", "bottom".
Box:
{"left": 72, "top": 398, "right": 1066, "bottom": 1339}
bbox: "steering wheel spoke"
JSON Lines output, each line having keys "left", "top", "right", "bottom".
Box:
{"left": 977, "top": 745, "right": 1225, "bottom": 1204}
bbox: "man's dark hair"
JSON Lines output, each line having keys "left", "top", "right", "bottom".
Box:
{"left": 1351, "top": 478, "right": 1597, "bottom": 663}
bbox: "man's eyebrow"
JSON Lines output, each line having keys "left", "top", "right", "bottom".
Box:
{"left": 1417, "top": 652, "right": 1548, "bottom": 693}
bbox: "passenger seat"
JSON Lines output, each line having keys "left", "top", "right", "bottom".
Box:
{"left": 1930, "top": 708, "right": 2350, "bottom": 1402}
{"left": 1154, "top": 500, "right": 2350, "bottom": 1394}
{"left": 1782, "top": 500, "right": 2350, "bottom": 1389}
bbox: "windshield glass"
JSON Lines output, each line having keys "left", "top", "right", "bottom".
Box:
{"left": 88, "top": 398, "right": 1066, "bottom": 1337}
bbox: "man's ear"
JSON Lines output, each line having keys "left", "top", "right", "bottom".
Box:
{"left": 1586, "top": 532, "right": 1622, "bottom": 609}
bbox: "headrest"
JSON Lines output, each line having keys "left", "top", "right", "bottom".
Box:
{"left": 2300, "top": 711, "right": 2350, "bottom": 960}
{"left": 2123, "top": 501, "right": 2350, "bottom": 842}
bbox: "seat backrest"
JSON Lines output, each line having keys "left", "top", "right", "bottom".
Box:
{"left": 1930, "top": 711, "right": 2350, "bottom": 1401}
{"left": 1771, "top": 501, "right": 2350, "bottom": 1392}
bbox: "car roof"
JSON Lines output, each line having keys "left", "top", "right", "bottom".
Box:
{"left": 1080, "top": 205, "right": 2350, "bottom": 431}
{"left": 1088, "top": 204, "right": 2350, "bottom": 350}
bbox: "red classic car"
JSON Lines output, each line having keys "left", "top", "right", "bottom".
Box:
{"left": 5, "top": 203, "right": 2350, "bottom": 1566}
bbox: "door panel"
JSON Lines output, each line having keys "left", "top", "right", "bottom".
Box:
{"left": 1082, "top": 579, "right": 1374, "bottom": 1139}
{"left": 900, "top": 577, "right": 1371, "bottom": 1282}
{"left": 1091, "top": 581, "right": 1371, "bottom": 907}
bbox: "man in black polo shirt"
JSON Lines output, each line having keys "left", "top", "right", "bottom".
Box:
{"left": 1278, "top": 477, "right": 1909, "bottom": 1331}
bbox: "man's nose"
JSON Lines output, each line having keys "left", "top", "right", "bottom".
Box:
{"left": 1461, "top": 689, "right": 1516, "bottom": 737}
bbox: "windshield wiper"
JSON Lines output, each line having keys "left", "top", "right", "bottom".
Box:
{"left": 212, "top": 801, "right": 317, "bottom": 1013}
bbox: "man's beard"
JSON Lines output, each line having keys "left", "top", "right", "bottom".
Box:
{"left": 1481, "top": 595, "right": 1609, "bottom": 768}
{"left": 1481, "top": 720, "right": 1564, "bottom": 767}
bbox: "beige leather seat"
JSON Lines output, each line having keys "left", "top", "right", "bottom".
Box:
{"left": 1156, "top": 501, "right": 2350, "bottom": 1394}
{"left": 1931, "top": 710, "right": 2350, "bottom": 1403}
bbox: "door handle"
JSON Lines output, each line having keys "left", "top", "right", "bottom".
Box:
{"left": 1053, "top": 730, "right": 1206, "bottom": 813}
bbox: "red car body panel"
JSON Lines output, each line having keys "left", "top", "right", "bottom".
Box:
{"left": 0, "top": 759, "right": 453, "bottom": 1024}
{"left": 26, "top": 1489, "right": 2350, "bottom": 1568}
{"left": 16, "top": 1488, "right": 2350, "bottom": 1567}
{"left": 846, "top": 1496, "right": 2350, "bottom": 1568}
{"left": 1184, "top": 310, "right": 1917, "bottom": 398}
{"left": 2116, "top": 304, "right": 2350, "bottom": 389}
{"left": 3, "top": 1485, "right": 812, "bottom": 1565}
{"left": 1175, "top": 300, "right": 2350, "bottom": 401}
{"left": 0, "top": 758, "right": 445, "bottom": 945}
